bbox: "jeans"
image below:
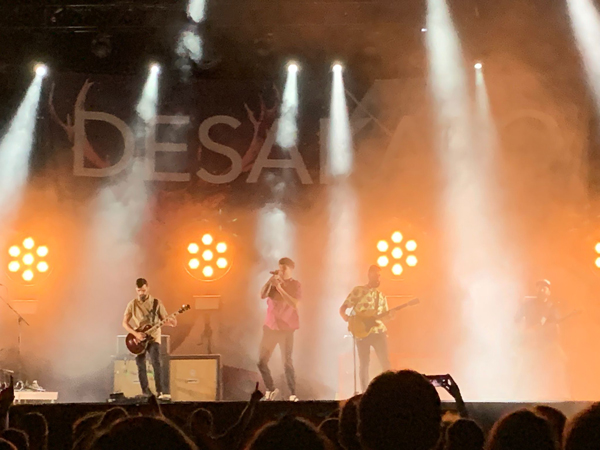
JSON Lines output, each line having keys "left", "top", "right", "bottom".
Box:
{"left": 257, "top": 326, "right": 296, "bottom": 395}
{"left": 356, "top": 332, "right": 390, "bottom": 392}
{"left": 135, "top": 341, "right": 163, "bottom": 394}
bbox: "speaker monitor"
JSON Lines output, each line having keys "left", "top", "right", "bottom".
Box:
{"left": 169, "top": 355, "right": 221, "bottom": 401}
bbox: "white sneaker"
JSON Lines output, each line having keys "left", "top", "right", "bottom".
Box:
{"left": 289, "top": 395, "right": 299, "bottom": 402}
{"left": 157, "top": 393, "right": 171, "bottom": 401}
{"left": 263, "top": 388, "right": 280, "bottom": 401}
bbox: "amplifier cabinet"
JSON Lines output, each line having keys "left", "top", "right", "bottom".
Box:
{"left": 169, "top": 355, "right": 221, "bottom": 401}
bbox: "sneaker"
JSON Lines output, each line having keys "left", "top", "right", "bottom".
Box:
{"left": 263, "top": 388, "right": 280, "bottom": 401}
{"left": 157, "top": 393, "right": 171, "bottom": 401}
{"left": 289, "top": 395, "right": 299, "bottom": 402}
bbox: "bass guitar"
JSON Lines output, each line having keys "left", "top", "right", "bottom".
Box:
{"left": 126, "top": 304, "right": 191, "bottom": 355}
{"left": 348, "top": 297, "right": 420, "bottom": 339}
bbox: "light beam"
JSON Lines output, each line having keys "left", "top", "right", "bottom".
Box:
{"left": 276, "top": 63, "right": 299, "bottom": 149}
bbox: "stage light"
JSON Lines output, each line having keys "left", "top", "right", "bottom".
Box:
{"left": 216, "top": 257, "right": 228, "bottom": 269}
{"left": 377, "top": 255, "right": 389, "bottom": 267}
{"left": 391, "top": 247, "right": 403, "bottom": 259}
{"left": 474, "top": 62, "right": 482, "bottom": 70}
{"left": 288, "top": 63, "right": 299, "bottom": 73}
{"left": 332, "top": 63, "right": 343, "bottom": 73}
{"left": 187, "top": 0, "right": 207, "bottom": 23}
{"left": 377, "top": 240, "right": 389, "bottom": 252}
{"left": 150, "top": 63, "right": 161, "bottom": 74}
{"left": 22, "top": 270, "right": 34, "bottom": 282}
{"left": 596, "top": 242, "right": 600, "bottom": 254}
{"left": 34, "top": 64, "right": 48, "bottom": 78}
{"left": 376, "top": 230, "right": 418, "bottom": 278}
{"left": 596, "top": 257, "right": 600, "bottom": 268}
{"left": 185, "top": 230, "right": 233, "bottom": 281}
{"left": 6, "top": 237, "right": 51, "bottom": 284}
{"left": 202, "top": 266, "right": 214, "bottom": 278}
{"left": 406, "top": 255, "right": 418, "bottom": 267}
{"left": 421, "top": 27, "right": 428, "bottom": 32}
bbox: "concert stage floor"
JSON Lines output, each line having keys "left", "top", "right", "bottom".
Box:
{"left": 11, "top": 401, "right": 593, "bottom": 450}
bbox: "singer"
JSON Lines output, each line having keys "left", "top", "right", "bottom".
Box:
{"left": 257, "top": 257, "right": 301, "bottom": 401}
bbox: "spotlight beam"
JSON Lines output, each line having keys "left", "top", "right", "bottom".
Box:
{"left": 136, "top": 65, "right": 160, "bottom": 124}
{"left": 0, "top": 72, "right": 45, "bottom": 221}
{"left": 327, "top": 65, "right": 353, "bottom": 177}
{"left": 276, "top": 64, "right": 299, "bottom": 149}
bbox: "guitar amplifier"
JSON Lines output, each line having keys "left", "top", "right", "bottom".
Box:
{"left": 169, "top": 355, "right": 221, "bottom": 401}
{"left": 116, "top": 335, "right": 171, "bottom": 357}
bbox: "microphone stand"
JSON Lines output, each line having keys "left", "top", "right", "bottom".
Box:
{"left": 0, "top": 288, "right": 30, "bottom": 385}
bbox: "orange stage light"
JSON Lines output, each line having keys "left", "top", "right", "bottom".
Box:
{"left": 203, "top": 266, "right": 214, "bottom": 278}
{"left": 377, "top": 240, "right": 389, "bottom": 252}
{"left": 185, "top": 230, "right": 233, "bottom": 282}
{"left": 22, "top": 270, "right": 34, "bottom": 282}
{"left": 6, "top": 237, "right": 51, "bottom": 284}
{"left": 377, "top": 256, "right": 389, "bottom": 267}
{"left": 376, "top": 230, "right": 419, "bottom": 278}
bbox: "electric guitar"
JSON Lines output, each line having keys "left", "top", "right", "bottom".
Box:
{"left": 126, "top": 304, "right": 191, "bottom": 355}
{"left": 348, "top": 298, "right": 420, "bottom": 339}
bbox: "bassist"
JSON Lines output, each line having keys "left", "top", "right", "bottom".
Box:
{"left": 122, "top": 278, "right": 177, "bottom": 399}
{"left": 339, "top": 265, "right": 392, "bottom": 392}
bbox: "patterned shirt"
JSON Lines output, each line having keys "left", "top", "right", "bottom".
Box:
{"left": 343, "top": 285, "right": 389, "bottom": 335}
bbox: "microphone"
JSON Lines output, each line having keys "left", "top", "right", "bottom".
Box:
{"left": 269, "top": 271, "right": 279, "bottom": 275}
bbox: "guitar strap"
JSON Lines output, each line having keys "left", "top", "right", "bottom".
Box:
{"left": 151, "top": 298, "right": 159, "bottom": 324}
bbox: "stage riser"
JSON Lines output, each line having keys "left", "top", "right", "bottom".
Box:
{"left": 9, "top": 402, "right": 591, "bottom": 450}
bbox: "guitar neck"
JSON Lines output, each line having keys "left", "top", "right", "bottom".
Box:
{"left": 146, "top": 311, "right": 180, "bottom": 334}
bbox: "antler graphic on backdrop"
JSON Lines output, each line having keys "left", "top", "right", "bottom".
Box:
{"left": 240, "top": 85, "right": 281, "bottom": 172}
{"left": 49, "top": 80, "right": 110, "bottom": 169}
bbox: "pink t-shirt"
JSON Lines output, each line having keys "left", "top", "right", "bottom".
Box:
{"left": 264, "top": 279, "right": 301, "bottom": 331}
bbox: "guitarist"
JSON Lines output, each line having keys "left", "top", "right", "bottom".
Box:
{"left": 122, "top": 278, "right": 177, "bottom": 399}
{"left": 339, "top": 265, "right": 392, "bottom": 392}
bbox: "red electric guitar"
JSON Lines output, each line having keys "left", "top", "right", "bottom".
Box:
{"left": 125, "top": 304, "right": 191, "bottom": 355}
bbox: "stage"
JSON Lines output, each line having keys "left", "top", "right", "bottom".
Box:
{"left": 10, "top": 400, "right": 593, "bottom": 450}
